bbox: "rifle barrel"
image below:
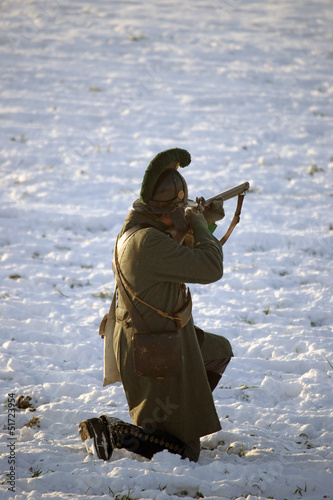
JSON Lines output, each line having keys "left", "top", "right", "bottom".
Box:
{"left": 205, "top": 182, "right": 250, "bottom": 204}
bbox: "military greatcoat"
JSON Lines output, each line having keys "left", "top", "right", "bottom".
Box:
{"left": 107, "top": 209, "right": 233, "bottom": 443}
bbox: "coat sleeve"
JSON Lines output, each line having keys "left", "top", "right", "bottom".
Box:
{"left": 140, "top": 226, "right": 223, "bottom": 285}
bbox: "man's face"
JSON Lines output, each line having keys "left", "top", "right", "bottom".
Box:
{"left": 159, "top": 213, "right": 174, "bottom": 227}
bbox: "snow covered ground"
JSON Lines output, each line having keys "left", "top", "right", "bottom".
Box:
{"left": 1, "top": 0, "right": 332, "bottom": 499}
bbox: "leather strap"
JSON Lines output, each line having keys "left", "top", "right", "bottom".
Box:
{"left": 113, "top": 224, "right": 191, "bottom": 331}
{"left": 113, "top": 233, "right": 150, "bottom": 332}
{"left": 114, "top": 225, "right": 190, "bottom": 331}
{"left": 220, "top": 194, "right": 245, "bottom": 246}
{"left": 116, "top": 225, "right": 144, "bottom": 258}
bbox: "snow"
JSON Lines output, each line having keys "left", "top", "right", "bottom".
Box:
{"left": 0, "top": 0, "right": 332, "bottom": 499}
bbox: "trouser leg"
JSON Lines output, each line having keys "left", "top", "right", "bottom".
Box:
{"left": 194, "top": 326, "right": 233, "bottom": 392}
{"left": 205, "top": 357, "right": 232, "bottom": 391}
{"left": 182, "top": 438, "right": 200, "bottom": 462}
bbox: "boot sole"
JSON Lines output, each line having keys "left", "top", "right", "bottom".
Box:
{"left": 78, "top": 417, "right": 112, "bottom": 461}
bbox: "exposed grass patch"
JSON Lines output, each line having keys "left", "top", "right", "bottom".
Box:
{"left": 24, "top": 416, "right": 40, "bottom": 428}
{"left": 29, "top": 466, "right": 42, "bottom": 478}
{"left": 240, "top": 316, "right": 256, "bottom": 325}
{"left": 325, "top": 356, "right": 333, "bottom": 370}
{"left": 92, "top": 290, "right": 113, "bottom": 300}
{"left": 308, "top": 164, "right": 324, "bottom": 176}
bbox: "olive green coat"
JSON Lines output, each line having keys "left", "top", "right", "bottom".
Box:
{"left": 109, "top": 210, "right": 232, "bottom": 443}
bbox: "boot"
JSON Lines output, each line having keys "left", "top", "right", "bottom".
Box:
{"left": 100, "top": 414, "right": 185, "bottom": 460}
{"left": 78, "top": 416, "right": 113, "bottom": 460}
{"left": 79, "top": 415, "right": 184, "bottom": 461}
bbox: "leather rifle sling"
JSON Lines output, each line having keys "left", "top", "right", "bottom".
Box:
{"left": 113, "top": 226, "right": 150, "bottom": 332}
{"left": 220, "top": 194, "right": 245, "bottom": 246}
{"left": 114, "top": 225, "right": 189, "bottom": 331}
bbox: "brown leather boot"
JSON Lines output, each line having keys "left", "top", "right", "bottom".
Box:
{"left": 79, "top": 415, "right": 185, "bottom": 461}
{"left": 78, "top": 417, "right": 113, "bottom": 461}
{"left": 100, "top": 415, "right": 184, "bottom": 460}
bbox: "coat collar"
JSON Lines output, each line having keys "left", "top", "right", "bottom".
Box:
{"left": 119, "top": 210, "right": 168, "bottom": 238}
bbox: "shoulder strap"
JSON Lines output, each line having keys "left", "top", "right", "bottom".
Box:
{"left": 116, "top": 225, "right": 145, "bottom": 259}
{"left": 113, "top": 230, "right": 150, "bottom": 332}
{"left": 113, "top": 225, "right": 184, "bottom": 331}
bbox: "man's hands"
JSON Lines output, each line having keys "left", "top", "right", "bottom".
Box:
{"left": 186, "top": 209, "right": 209, "bottom": 230}
{"left": 185, "top": 197, "right": 224, "bottom": 234}
{"left": 203, "top": 198, "right": 225, "bottom": 224}
{"left": 187, "top": 197, "right": 224, "bottom": 227}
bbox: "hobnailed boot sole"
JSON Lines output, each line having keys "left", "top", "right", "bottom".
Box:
{"left": 78, "top": 417, "right": 112, "bottom": 461}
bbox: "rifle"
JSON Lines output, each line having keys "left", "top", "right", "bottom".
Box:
{"left": 188, "top": 181, "right": 250, "bottom": 206}
{"left": 169, "top": 182, "right": 250, "bottom": 246}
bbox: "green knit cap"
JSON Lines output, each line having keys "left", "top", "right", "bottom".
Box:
{"left": 140, "top": 148, "right": 191, "bottom": 204}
